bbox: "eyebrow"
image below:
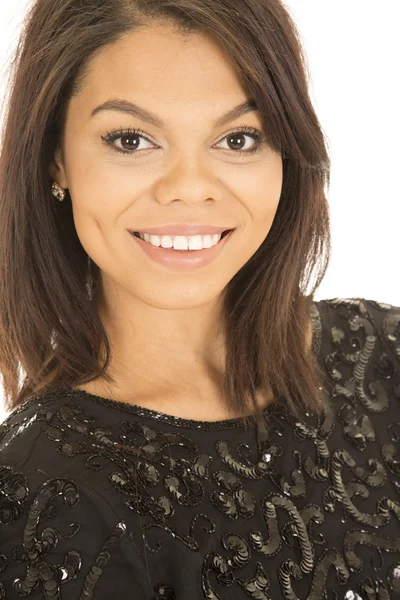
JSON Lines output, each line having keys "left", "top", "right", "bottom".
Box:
{"left": 90, "top": 98, "right": 259, "bottom": 128}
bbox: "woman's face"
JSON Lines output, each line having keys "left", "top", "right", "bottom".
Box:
{"left": 50, "top": 23, "right": 283, "bottom": 311}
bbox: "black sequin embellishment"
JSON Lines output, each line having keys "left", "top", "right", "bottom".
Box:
{"left": 0, "top": 298, "right": 399, "bottom": 599}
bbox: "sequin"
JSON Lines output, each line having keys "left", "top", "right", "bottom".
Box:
{"left": 0, "top": 298, "right": 399, "bottom": 598}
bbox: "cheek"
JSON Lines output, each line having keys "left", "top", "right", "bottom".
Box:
{"left": 68, "top": 162, "right": 129, "bottom": 222}
{"left": 241, "top": 158, "right": 283, "bottom": 225}
{"left": 67, "top": 182, "right": 118, "bottom": 249}
{"left": 66, "top": 134, "right": 128, "bottom": 194}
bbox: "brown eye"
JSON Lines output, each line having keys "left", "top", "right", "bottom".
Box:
{"left": 101, "top": 127, "right": 156, "bottom": 156}
{"left": 101, "top": 125, "right": 266, "bottom": 157}
{"left": 215, "top": 126, "right": 266, "bottom": 155}
{"left": 120, "top": 134, "right": 141, "bottom": 150}
{"left": 230, "top": 134, "right": 246, "bottom": 150}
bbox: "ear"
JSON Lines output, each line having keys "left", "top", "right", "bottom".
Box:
{"left": 48, "top": 148, "right": 68, "bottom": 188}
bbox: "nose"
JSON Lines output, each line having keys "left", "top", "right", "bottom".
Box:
{"left": 154, "top": 152, "right": 220, "bottom": 206}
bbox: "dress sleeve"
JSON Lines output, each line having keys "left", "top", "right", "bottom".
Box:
{"left": 0, "top": 417, "right": 151, "bottom": 599}
{"left": 362, "top": 298, "right": 400, "bottom": 365}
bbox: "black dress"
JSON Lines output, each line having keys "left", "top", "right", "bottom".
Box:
{"left": 1, "top": 297, "right": 400, "bottom": 600}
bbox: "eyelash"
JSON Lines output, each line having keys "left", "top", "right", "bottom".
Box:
{"left": 101, "top": 125, "right": 267, "bottom": 157}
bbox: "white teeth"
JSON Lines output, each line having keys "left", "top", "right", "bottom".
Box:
{"left": 140, "top": 233, "right": 222, "bottom": 250}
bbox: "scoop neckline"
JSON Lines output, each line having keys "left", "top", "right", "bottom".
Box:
{"left": 61, "top": 302, "right": 322, "bottom": 431}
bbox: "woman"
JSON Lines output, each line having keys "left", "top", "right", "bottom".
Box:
{"left": 0, "top": 0, "right": 399, "bottom": 598}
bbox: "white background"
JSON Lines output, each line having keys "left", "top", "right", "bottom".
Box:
{"left": 1, "top": 1, "right": 399, "bottom": 417}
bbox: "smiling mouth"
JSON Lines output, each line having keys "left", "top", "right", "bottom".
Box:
{"left": 130, "top": 228, "right": 234, "bottom": 253}
{"left": 132, "top": 229, "right": 233, "bottom": 240}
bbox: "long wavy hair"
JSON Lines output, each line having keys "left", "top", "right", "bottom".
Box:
{"left": 0, "top": 0, "right": 332, "bottom": 427}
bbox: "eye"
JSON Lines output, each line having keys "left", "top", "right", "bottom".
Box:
{"left": 101, "top": 125, "right": 267, "bottom": 157}
{"left": 215, "top": 126, "right": 266, "bottom": 155}
{"left": 101, "top": 127, "right": 155, "bottom": 156}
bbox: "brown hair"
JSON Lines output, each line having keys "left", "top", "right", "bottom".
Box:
{"left": 0, "top": 0, "right": 331, "bottom": 427}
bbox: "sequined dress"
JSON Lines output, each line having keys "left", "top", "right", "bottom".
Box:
{"left": 0, "top": 298, "right": 400, "bottom": 600}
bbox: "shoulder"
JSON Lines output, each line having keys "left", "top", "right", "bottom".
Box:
{"left": 314, "top": 295, "right": 400, "bottom": 393}
{"left": 312, "top": 296, "right": 400, "bottom": 449}
{"left": 0, "top": 392, "right": 150, "bottom": 598}
{"left": 314, "top": 296, "right": 400, "bottom": 334}
{"left": 313, "top": 296, "right": 400, "bottom": 365}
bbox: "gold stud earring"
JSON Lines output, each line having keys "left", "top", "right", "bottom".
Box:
{"left": 51, "top": 181, "right": 66, "bottom": 202}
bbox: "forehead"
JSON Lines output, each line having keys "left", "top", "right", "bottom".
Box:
{"left": 74, "top": 24, "right": 250, "bottom": 118}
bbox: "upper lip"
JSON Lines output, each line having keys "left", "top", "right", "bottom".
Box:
{"left": 129, "top": 224, "right": 235, "bottom": 236}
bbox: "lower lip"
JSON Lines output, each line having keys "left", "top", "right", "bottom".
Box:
{"left": 128, "top": 230, "right": 234, "bottom": 270}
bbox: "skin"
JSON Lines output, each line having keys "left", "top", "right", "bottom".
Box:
{"left": 50, "top": 22, "right": 312, "bottom": 420}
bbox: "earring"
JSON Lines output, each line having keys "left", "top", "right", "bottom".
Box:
{"left": 51, "top": 181, "right": 66, "bottom": 202}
